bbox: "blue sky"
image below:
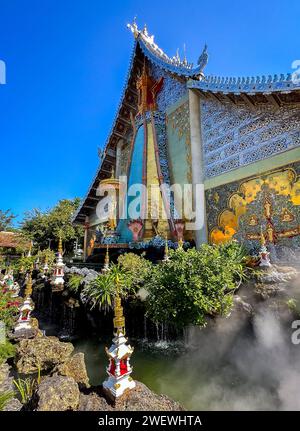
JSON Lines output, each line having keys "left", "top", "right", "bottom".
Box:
{"left": 0, "top": 0, "right": 299, "bottom": 224}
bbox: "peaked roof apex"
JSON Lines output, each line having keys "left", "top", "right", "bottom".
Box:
{"left": 127, "top": 20, "right": 208, "bottom": 78}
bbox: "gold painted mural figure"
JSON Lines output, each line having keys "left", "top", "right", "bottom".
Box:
{"left": 280, "top": 208, "right": 294, "bottom": 222}
{"left": 210, "top": 167, "right": 300, "bottom": 245}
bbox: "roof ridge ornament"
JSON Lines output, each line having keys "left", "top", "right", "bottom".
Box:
{"left": 197, "top": 43, "right": 209, "bottom": 74}
{"left": 127, "top": 19, "right": 204, "bottom": 75}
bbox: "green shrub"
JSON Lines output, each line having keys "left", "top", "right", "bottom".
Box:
{"left": 117, "top": 253, "right": 153, "bottom": 291}
{"left": 145, "top": 242, "right": 248, "bottom": 328}
{"left": 0, "top": 340, "right": 16, "bottom": 364}
{"left": 0, "top": 292, "right": 20, "bottom": 330}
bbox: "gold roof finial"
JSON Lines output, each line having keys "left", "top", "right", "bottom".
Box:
{"left": 58, "top": 237, "right": 63, "bottom": 255}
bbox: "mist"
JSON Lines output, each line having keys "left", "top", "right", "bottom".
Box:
{"left": 154, "top": 273, "right": 300, "bottom": 410}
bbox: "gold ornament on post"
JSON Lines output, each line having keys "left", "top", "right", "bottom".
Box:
{"left": 24, "top": 269, "right": 33, "bottom": 299}
{"left": 260, "top": 226, "right": 266, "bottom": 246}
{"left": 58, "top": 237, "right": 63, "bottom": 255}
{"left": 177, "top": 238, "right": 184, "bottom": 250}
{"left": 113, "top": 275, "right": 125, "bottom": 334}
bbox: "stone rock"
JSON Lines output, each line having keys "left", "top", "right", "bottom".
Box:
{"left": 0, "top": 363, "right": 14, "bottom": 394}
{"left": 2, "top": 398, "right": 23, "bottom": 411}
{"left": 114, "top": 381, "right": 183, "bottom": 411}
{"left": 254, "top": 282, "right": 286, "bottom": 300}
{"left": 15, "top": 336, "right": 74, "bottom": 374}
{"left": 53, "top": 352, "right": 90, "bottom": 389}
{"left": 233, "top": 295, "right": 253, "bottom": 315}
{"left": 78, "top": 381, "right": 183, "bottom": 411}
{"left": 79, "top": 392, "right": 112, "bottom": 411}
{"left": 36, "top": 375, "right": 80, "bottom": 411}
{"left": 9, "top": 327, "right": 38, "bottom": 342}
{"left": 256, "top": 265, "right": 298, "bottom": 284}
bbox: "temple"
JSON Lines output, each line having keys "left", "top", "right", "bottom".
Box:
{"left": 73, "top": 21, "right": 300, "bottom": 262}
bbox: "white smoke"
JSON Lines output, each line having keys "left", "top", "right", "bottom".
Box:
{"left": 155, "top": 289, "right": 300, "bottom": 410}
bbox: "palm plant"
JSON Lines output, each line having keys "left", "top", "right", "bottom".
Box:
{"left": 83, "top": 273, "right": 116, "bottom": 313}
{"left": 67, "top": 273, "right": 84, "bottom": 294}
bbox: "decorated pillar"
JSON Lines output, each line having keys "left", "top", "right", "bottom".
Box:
{"left": 83, "top": 216, "right": 90, "bottom": 262}
{"left": 188, "top": 89, "right": 207, "bottom": 248}
{"left": 14, "top": 270, "right": 34, "bottom": 332}
{"left": 51, "top": 237, "right": 65, "bottom": 291}
{"left": 41, "top": 256, "right": 49, "bottom": 279}
{"left": 103, "top": 276, "right": 135, "bottom": 401}
{"left": 102, "top": 245, "right": 110, "bottom": 273}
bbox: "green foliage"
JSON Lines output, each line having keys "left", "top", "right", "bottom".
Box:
{"left": 0, "top": 391, "right": 14, "bottom": 411}
{"left": 0, "top": 292, "right": 20, "bottom": 330}
{"left": 13, "top": 378, "right": 36, "bottom": 404}
{"left": 37, "top": 249, "right": 56, "bottom": 269}
{"left": 67, "top": 274, "right": 84, "bottom": 294}
{"left": 83, "top": 266, "right": 133, "bottom": 313}
{"left": 286, "top": 298, "right": 300, "bottom": 316}
{"left": 0, "top": 209, "right": 16, "bottom": 231}
{"left": 21, "top": 198, "right": 84, "bottom": 253}
{"left": 12, "top": 255, "right": 35, "bottom": 273}
{"left": 145, "top": 242, "right": 248, "bottom": 328}
{"left": 0, "top": 340, "right": 16, "bottom": 364}
{"left": 117, "top": 253, "right": 153, "bottom": 291}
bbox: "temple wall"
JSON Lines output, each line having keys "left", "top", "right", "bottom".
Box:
{"left": 200, "top": 99, "right": 300, "bottom": 178}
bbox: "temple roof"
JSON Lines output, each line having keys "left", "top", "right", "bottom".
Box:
{"left": 188, "top": 72, "right": 300, "bottom": 95}
{"left": 0, "top": 231, "right": 30, "bottom": 249}
{"left": 73, "top": 22, "right": 300, "bottom": 225}
{"left": 127, "top": 21, "right": 208, "bottom": 78}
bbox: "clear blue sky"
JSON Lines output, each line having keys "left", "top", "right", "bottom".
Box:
{"left": 0, "top": 0, "right": 299, "bottom": 224}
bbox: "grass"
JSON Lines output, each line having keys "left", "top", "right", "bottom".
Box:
{"left": 0, "top": 391, "right": 14, "bottom": 411}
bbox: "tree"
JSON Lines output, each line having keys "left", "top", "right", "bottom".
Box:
{"left": 0, "top": 210, "right": 16, "bottom": 231}
{"left": 21, "top": 198, "right": 83, "bottom": 254}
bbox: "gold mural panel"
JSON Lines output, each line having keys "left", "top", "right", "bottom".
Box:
{"left": 210, "top": 167, "right": 300, "bottom": 244}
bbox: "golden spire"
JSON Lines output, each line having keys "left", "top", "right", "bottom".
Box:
{"left": 24, "top": 268, "right": 33, "bottom": 298}
{"left": 105, "top": 244, "right": 110, "bottom": 266}
{"left": 58, "top": 237, "right": 63, "bottom": 255}
{"left": 260, "top": 226, "right": 266, "bottom": 246}
{"left": 113, "top": 275, "right": 125, "bottom": 334}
